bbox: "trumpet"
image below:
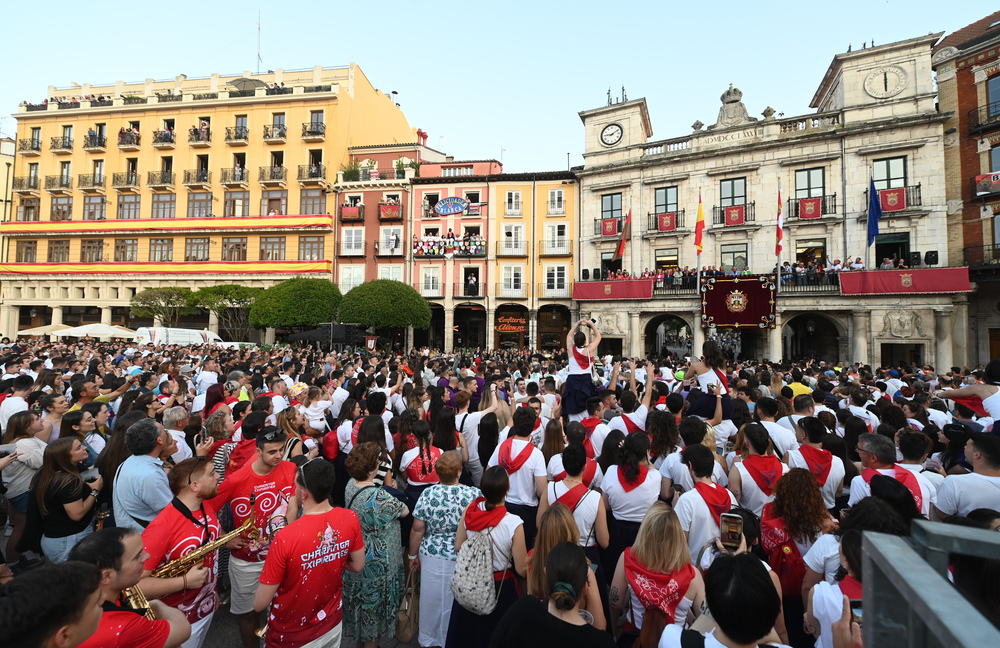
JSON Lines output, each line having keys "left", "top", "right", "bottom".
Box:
{"left": 152, "top": 494, "right": 256, "bottom": 578}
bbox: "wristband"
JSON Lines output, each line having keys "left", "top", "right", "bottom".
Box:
{"left": 90, "top": 490, "right": 99, "bottom": 498}
{"left": 183, "top": 574, "right": 188, "bottom": 589}
{"left": 407, "top": 554, "right": 418, "bottom": 560}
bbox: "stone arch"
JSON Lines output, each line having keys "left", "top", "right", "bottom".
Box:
{"left": 642, "top": 312, "right": 696, "bottom": 357}
{"left": 781, "top": 312, "right": 849, "bottom": 362}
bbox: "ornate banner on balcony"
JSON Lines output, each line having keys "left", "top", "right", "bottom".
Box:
{"left": 379, "top": 204, "right": 400, "bottom": 219}
{"left": 799, "top": 197, "right": 822, "bottom": 219}
{"left": 701, "top": 275, "right": 776, "bottom": 329}
{"left": 657, "top": 212, "right": 677, "bottom": 232}
{"left": 974, "top": 173, "right": 1000, "bottom": 197}
{"left": 879, "top": 188, "right": 907, "bottom": 212}
{"left": 601, "top": 219, "right": 618, "bottom": 236}
{"left": 838, "top": 268, "right": 971, "bottom": 296}
{"left": 724, "top": 205, "right": 745, "bottom": 226}
{"left": 0, "top": 260, "right": 332, "bottom": 276}
{"left": 340, "top": 206, "right": 362, "bottom": 220}
{"left": 573, "top": 280, "right": 653, "bottom": 301}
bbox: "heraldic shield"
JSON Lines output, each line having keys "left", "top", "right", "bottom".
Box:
{"left": 701, "top": 274, "right": 776, "bottom": 329}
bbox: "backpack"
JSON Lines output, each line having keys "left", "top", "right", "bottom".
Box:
{"left": 450, "top": 526, "right": 507, "bottom": 615}
{"left": 767, "top": 537, "right": 806, "bottom": 597}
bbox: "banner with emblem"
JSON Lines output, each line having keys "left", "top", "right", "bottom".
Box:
{"left": 798, "top": 197, "right": 822, "bottom": 219}
{"left": 724, "top": 205, "right": 746, "bottom": 226}
{"left": 365, "top": 336, "right": 377, "bottom": 352}
{"left": 974, "top": 173, "right": 1000, "bottom": 197}
{"left": 573, "top": 279, "right": 653, "bottom": 301}
{"left": 839, "top": 268, "right": 971, "bottom": 295}
{"left": 701, "top": 274, "right": 776, "bottom": 329}
{"left": 879, "top": 188, "right": 907, "bottom": 212}
{"left": 657, "top": 212, "right": 677, "bottom": 232}
{"left": 601, "top": 218, "right": 619, "bottom": 236}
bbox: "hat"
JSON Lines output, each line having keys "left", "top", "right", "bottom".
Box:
{"left": 674, "top": 370, "right": 686, "bottom": 381}
{"left": 289, "top": 382, "right": 309, "bottom": 399}
{"left": 179, "top": 364, "right": 195, "bottom": 375}
{"left": 888, "top": 370, "right": 899, "bottom": 378}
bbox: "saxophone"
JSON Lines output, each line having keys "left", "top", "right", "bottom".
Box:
{"left": 121, "top": 585, "right": 156, "bottom": 620}
{"left": 151, "top": 494, "right": 256, "bottom": 578}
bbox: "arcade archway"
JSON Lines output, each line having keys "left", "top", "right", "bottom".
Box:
{"left": 644, "top": 313, "right": 693, "bottom": 358}
{"left": 782, "top": 313, "right": 845, "bottom": 362}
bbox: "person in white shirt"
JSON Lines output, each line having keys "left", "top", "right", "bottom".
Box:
{"left": 784, "top": 417, "right": 844, "bottom": 510}
{"left": 849, "top": 432, "right": 932, "bottom": 518}
{"left": 488, "top": 406, "right": 547, "bottom": 549}
{"left": 934, "top": 433, "right": 1000, "bottom": 520}
{"left": 0, "top": 375, "right": 33, "bottom": 431}
{"left": 607, "top": 363, "right": 655, "bottom": 436}
{"left": 895, "top": 427, "right": 939, "bottom": 505}
{"left": 846, "top": 390, "right": 880, "bottom": 433}
{"left": 161, "top": 406, "right": 193, "bottom": 462}
{"left": 660, "top": 417, "right": 728, "bottom": 498}
{"left": 755, "top": 397, "right": 799, "bottom": 460}
{"left": 729, "top": 423, "right": 789, "bottom": 517}
{"left": 455, "top": 387, "right": 500, "bottom": 487}
{"left": 195, "top": 358, "right": 220, "bottom": 395}
{"left": 777, "top": 394, "right": 815, "bottom": 435}
{"left": 674, "top": 444, "right": 738, "bottom": 561}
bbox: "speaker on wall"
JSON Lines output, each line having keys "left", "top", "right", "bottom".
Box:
{"left": 595, "top": 268, "right": 602, "bottom": 281}
{"left": 924, "top": 251, "right": 939, "bottom": 266}
{"left": 910, "top": 251, "right": 922, "bottom": 267}
{"left": 582, "top": 269, "right": 590, "bottom": 281}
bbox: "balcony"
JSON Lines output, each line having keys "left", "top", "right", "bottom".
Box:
{"left": 225, "top": 126, "right": 249, "bottom": 145}
{"left": 862, "top": 185, "right": 923, "bottom": 211}
{"left": 537, "top": 283, "right": 571, "bottom": 299}
{"left": 969, "top": 101, "right": 1000, "bottom": 133}
{"left": 298, "top": 164, "right": 326, "bottom": 184}
{"left": 259, "top": 166, "right": 287, "bottom": 186}
{"left": 302, "top": 122, "right": 326, "bottom": 141}
{"left": 540, "top": 239, "right": 571, "bottom": 255}
{"left": 12, "top": 176, "right": 40, "bottom": 193}
{"left": 338, "top": 204, "right": 364, "bottom": 222}
{"left": 82, "top": 135, "right": 106, "bottom": 152}
{"left": 496, "top": 283, "right": 527, "bottom": 299}
{"left": 787, "top": 195, "right": 837, "bottom": 220}
{"left": 50, "top": 137, "right": 73, "bottom": 153}
{"left": 112, "top": 172, "right": 140, "bottom": 191}
{"left": 265, "top": 87, "right": 293, "bottom": 96}
{"left": 374, "top": 237, "right": 404, "bottom": 257}
{"left": 45, "top": 175, "right": 73, "bottom": 193}
{"left": 651, "top": 282, "right": 699, "bottom": 298}
{"left": 263, "top": 124, "right": 287, "bottom": 143}
{"left": 78, "top": 174, "right": 105, "bottom": 192}
{"left": 964, "top": 244, "right": 1000, "bottom": 268}
{"left": 152, "top": 130, "right": 176, "bottom": 148}
{"left": 414, "top": 282, "right": 444, "bottom": 299}
{"left": 645, "top": 209, "right": 687, "bottom": 233}
{"left": 377, "top": 202, "right": 403, "bottom": 221}
{"left": 497, "top": 241, "right": 528, "bottom": 256}
{"left": 776, "top": 275, "right": 841, "bottom": 293}
{"left": 455, "top": 283, "right": 485, "bottom": 299}
{"left": 339, "top": 240, "right": 366, "bottom": 257}
{"left": 147, "top": 171, "right": 175, "bottom": 188}
{"left": 547, "top": 201, "right": 565, "bottom": 215}
{"left": 358, "top": 168, "right": 404, "bottom": 181}
{"left": 711, "top": 202, "right": 757, "bottom": 226}
{"left": 183, "top": 169, "right": 212, "bottom": 188}
{"left": 594, "top": 216, "right": 624, "bottom": 236}
{"left": 17, "top": 139, "right": 41, "bottom": 156}
{"left": 188, "top": 128, "right": 212, "bottom": 146}
{"left": 220, "top": 168, "right": 250, "bottom": 187}
{"left": 117, "top": 132, "right": 141, "bottom": 151}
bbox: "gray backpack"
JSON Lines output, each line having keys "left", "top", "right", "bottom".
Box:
{"left": 450, "top": 526, "right": 508, "bottom": 615}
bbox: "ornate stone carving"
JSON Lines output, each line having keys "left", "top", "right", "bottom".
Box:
{"left": 877, "top": 311, "right": 925, "bottom": 339}
{"left": 931, "top": 46, "right": 958, "bottom": 66}
{"left": 761, "top": 106, "right": 776, "bottom": 120}
{"left": 692, "top": 120, "right": 704, "bottom": 131}
{"left": 943, "top": 133, "right": 958, "bottom": 148}
{"left": 946, "top": 199, "right": 964, "bottom": 215}
{"left": 708, "top": 84, "right": 758, "bottom": 130}
{"left": 596, "top": 312, "right": 623, "bottom": 335}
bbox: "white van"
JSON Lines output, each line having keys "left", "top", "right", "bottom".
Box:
{"left": 134, "top": 327, "right": 224, "bottom": 346}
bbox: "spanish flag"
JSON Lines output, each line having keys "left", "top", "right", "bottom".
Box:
{"left": 612, "top": 208, "right": 631, "bottom": 263}
{"left": 694, "top": 192, "right": 705, "bottom": 256}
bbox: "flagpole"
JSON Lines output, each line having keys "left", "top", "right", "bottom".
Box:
{"left": 776, "top": 177, "right": 781, "bottom": 295}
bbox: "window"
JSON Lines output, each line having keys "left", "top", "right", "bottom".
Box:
{"left": 873, "top": 157, "right": 907, "bottom": 191}
{"left": 272, "top": 113, "right": 285, "bottom": 128}
{"left": 117, "top": 195, "right": 140, "bottom": 220}
{"left": 114, "top": 239, "right": 138, "bottom": 262}
{"left": 989, "top": 75, "right": 1000, "bottom": 116}
{"left": 298, "top": 236, "right": 324, "bottom": 260}
{"left": 720, "top": 178, "right": 746, "bottom": 207}
{"left": 601, "top": 193, "right": 622, "bottom": 220}
{"left": 310, "top": 110, "right": 324, "bottom": 127}
{"left": 27, "top": 163, "right": 39, "bottom": 181}
{"left": 235, "top": 115, "right": 248, "bottom": 134}
{"left": 423, "top": 193, "right": 439, "bottom": 215}
{"left": 151, "top": 193, "right": 176, "bottom": 219}
{"left": 300, "top": 188, "right": 326, "bottom": 215}
{"left": 340, "top": 266, "right": 364, "bottom": 293}
{"left": 992, "top": 147, "right": 1000, "bottom": 173}
{"left": 59, "top": 161, "right": 71, "bottom": 182}
{"left": 505, "top": 190, "right": 521, "bottom": 215}
{"left": 62, "top": 125, "right": 73, "bottom": 139}
{"left": 464, "top": 191, "right": 480, "bottom": 204}
{"left": 51, "top": 196, "right": 72, "bottom": 221}
{"left": 380, "top": 227, "right": 402, "bottom": 254}
{"left": 93, "top": 160, "right": 104, "bottom": 181}
{"left": 188, "top": 192, "right": 213, "bottom": 218}
{"left": 655, "top": 248, "right": 679, "bottom": 271}
{"left": 149, "top": 239, "right": 173, "bottom": 262}
{"left": 548, "top": 189, "right": 565, "bottom": 213}
{"left": 222, "top": 237, "right": 247, "bottom": 261}
{"left": 224, "top": 191, "right": 249, "bottom": 218}
{"left": 47, "top": 240, "right": 70, "bottom": 262}
{"left": 442, "top": 166, "right": 473, "bottom": 177}
{"left": 80, "top": 239, "right": 104, "bottom": 263}
{"left": 795, "top": 168, "right": 825, "bottom": 198}
{"left": 18, "top": 198, "right": 39, "bottom": 222}
{"left": 795, "top": 239, "right": 827, "bottom": 266}
{"left": 545, "top": 265, "right": 567, "bottom": 289}
{"left": 83, "top": 195, "right": 106, "bottom": 220}
{"left": 260, "top": 237, "right": 286, "bottom": 260}
{"left": 420, "top": 268, "right": 441, "bottom": 294}
{"left": 378, "top": 265, "right": 403, "bottom": 281}
{"left": 502, "top": 266, "right": 524, "bottom": 293}
{"left": 720, "top": 243, "right": 748, "bottom": 272}
{"left": 185, "top": 238, "right": 211, "bottom": 262}
{"left": 342, "top": 228, "right": 364, "bottom": 255}
{"left": 544, "top": 223, "right": 568, "bottom": 253}
{"left": 260, "top": 190, "right": 287, "bottom": 216}
{"left": 654, "top": 186, "right": 678, "bottom": 213}
{"left": 502, "top": 223, "right": 524, "bottom": 253}
{"left": 30, "top": 127, "right": 40, "bottom": 145}
{"left": 15, "top": 241, "right": 37, "bottom": 263}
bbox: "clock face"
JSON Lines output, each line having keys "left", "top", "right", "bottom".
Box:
{"left": 864, "top": 65, "right": 908, "bottom": 99}
{"left": 600, "top": 123, "right": 624, "bottom": 146}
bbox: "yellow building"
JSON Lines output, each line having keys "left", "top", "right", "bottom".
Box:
{"left": 1, "top": 65, "right": 414, "bottom": 338}
{"left": 489, "top": 172, "right": 577, "bottom": 351}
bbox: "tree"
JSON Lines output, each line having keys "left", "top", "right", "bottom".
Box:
{"left": 130, "top": 287, "right": 197, "bottom": 327}
{"left": 338, "top": 280, "right": 431, "bottom": 330}
{"left": 194, "top": 285, "right": 263, "bottom": 342}
{"left": 248, "top": 277, "right": 342, "bottom": 329}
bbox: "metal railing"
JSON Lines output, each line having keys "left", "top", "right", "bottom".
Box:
{"left": 265, "top": 87, "right": 293, "bottom": 95}
{"left": 455, "top": 239, "right": 488, "bottom": 257}
{"left": 359, "top": 168, "right": 402, "bottom": 181}
{"left": 968, "top": 101, "right": 1000, "bottom": 132}
{"left": 414, "top": 282, "right": 444, "bottom": 298}
{"left": 540, "top": 239, "right": 571, "bottom": 255}
{"left": 339, "top": 240, "right": 366, "bottom": 256}
{"left": 259, "top": 166, "right": 287, "bottom": 182}
{"left": 776, "top": 275, "right": 840, "bottom": 291}
{"left": 303, "top": 85, "right": 332, "bottom": 93}
{"left": 17, "top": 139, "right": 41, "bottom": 153}
{"left": 82, "top": 135, "right": 106, "bottom": 149}
{"left": 50, "top": 136, "right": 73, "bottom": 150}
{"left": 298, "top": 164, "right": 326, "bottom": 181}
{"left": 963, "top": 244, "right": 1000, "bottom": 266}
{"left": 220, "top": 168, "right": 249, "bottom": 183}
{"left": 228, "top": 89, "right": 255, "bottom": 98}
{"left": 497, "top": 241, "right": 528, "bottom": 256}
{"left": 152, "top": 130, "right": 176, "bottom": 145}
{"left": 117, "top": 132, "right": 140, "bottom": 147}
{"left": 122, "top": 96, "right": 147, "bottom": 105}
{"left": 863, "top": 184, "right": 922, "bottom": 209}
{"left": 189, "top": 128, "right": 211, "bottom": 143}
{"left": 787, "top": 195, "right": 837, "bottom": 219}
{"left": 712, "top": 202, "right": 757, "bottom": 225}
{"left": 495, "top": 283, "right": 527, "bottom": 299}
{"left": 374, "top": 239, "right": 404, "bottom": 256}
{"left": 156, "top": 94, "right": 182, "bottom": 102}
{"left": 377, "top": 202, "right": 403, "bottom": 220}
{"left": 646, "top": 209, "right": 686, "bottom": 231}
{"left": 455, "top": 283, "right": 485, "bottom": 298}
{"left": 78, "top": 174, "right": 105, "bottom": 189}
{"left": 652, "top": 283, "right": 699, "bottom": 297}
{"left": 302, "top": 122, "right": 326, "bottom": 137}
{"left": 183, "top": 169, "right": 212, "bottom": 185}
{"left": 45, "top": 175, "right": 73, "bottom": 190}
{"left": 225, "top": 126, "right": 249, "bottom": 142}
{"left": 57, "top": 101, "right": 80, "bottom": 109}
{"left": 112, "top": 172, "right": 140, "bottom": 189}
{"left": 147, "top": 171, "right": 174, "bottom": 186}
{"left": 12, "top": 176, "right": 40, "bottom": 191}
{"left": 547, "top": 201, "right": 565, "bottom": 214}
{"left": 90, "top": 99, "right": 113, "bottom": 107}
{"left": 192, "top": 93, "right": 218, "bottom": 101}
{"left": 537, "top": 283, "right": 571, "bottom": 298}
{"left": 263, "top": 124, "right": 287, "bottom": 139}
{"left": 594, "top": 216, "right": 624, "bottom": 236}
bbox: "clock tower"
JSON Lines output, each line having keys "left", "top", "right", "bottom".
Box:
{"left": 579, "top": 98, "right": 653, "bottom": 166}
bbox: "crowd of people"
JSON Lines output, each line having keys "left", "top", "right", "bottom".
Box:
{"left": 412, "top": 230, "right": 488, "bottom": 258}
{"left": 0, "top": 329, "right": 998, "bottom": 648}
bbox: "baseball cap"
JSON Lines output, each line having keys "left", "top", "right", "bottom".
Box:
{"left": 179, "top": 364, "right": 195, "bottom": 374}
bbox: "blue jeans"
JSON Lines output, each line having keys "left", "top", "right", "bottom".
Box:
{"left": 41, "top": 527, "right": 94, "bottom": 563}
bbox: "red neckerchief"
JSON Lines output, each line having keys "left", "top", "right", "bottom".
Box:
{"left": 742, "top": 454, "right": 783, "bottom": 496}
{"left": 532, "top": 416, "right": 542, "bottom": 432}
{"left": 655, "top": 396, "right": 667, "bottom": 407}
{"left": 714, "top": 369, "right": 730, "bottom": 392}
{"left": 209, "top": 438, "right": 231, "bottom": 457}
{"left": 622, "top": 412, "right": 644, "bottom": 434}
{"left": 465, "top": 497, "right": 507, "bottom": 531}
{"left": 555, "top": 483, "right": 589, "bottom": 510}
{"left": 498, "top": 438, "right": 534, "bottom": 474}
{"left": 693, "top": 481, "right": 731, "bottom": 525}
{"left": 620, "top": 464, "right": 648, "bottom": 493}
{"left": 623, "top": 548, "right": 696, "bottom": 624}
{"left": 554, "top": 458, "right": 598, "bottom": 487}
{"left": 838, "top": 575, "right": 863, "bottom": 599}
{"left": 572, "top": 346, "right": 590, "bottom": 369}
{"left": 862, "top": 465, "right": 923, "bottom": 511}
{"left": 581, "top": 417, "right": 602, "bottom": 434}
{"left": 798, "top": 445, "right": 833, "bottom": 486}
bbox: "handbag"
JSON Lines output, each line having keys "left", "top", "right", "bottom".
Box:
{"left": 588, "top": 348, "right": 601, "bottom": 386}
{"left": 396, "top": 567, "right": 420, "bottom": 642}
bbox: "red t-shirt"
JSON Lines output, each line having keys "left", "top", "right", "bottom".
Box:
{"left": 77, "top": 602, "right": 171, "bottom": 648}
{"left": 226, "top": 439, "right": 258, "bottom": 476}
{"left": 209, "top": 460, "right": 297, "bottom": 562}
{"left": 259, "top": 507, "right": 363, "bottom": 648}
{"left": 142, "top": 501, "right": 220, "bottom": 624}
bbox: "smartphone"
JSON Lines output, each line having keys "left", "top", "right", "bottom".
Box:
{"left": 672, "top": 484, "right": 685, "bottom": 494}
{"left": 195, "top": 433, "right": 208, "bottom": 446}
{"left": 849, "top": 599, "right": 863, "bottom": 628}
{"left": 719, "top": 512, "right": 743, "bottom": 551}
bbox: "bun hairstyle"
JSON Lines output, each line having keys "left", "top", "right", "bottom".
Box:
{"left": 545, "top": 542, "right": 589, "bottom": 611}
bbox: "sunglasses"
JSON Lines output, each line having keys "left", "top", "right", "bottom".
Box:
{"left": 260, "top": 429, "right": 284, "bottom": 443}
{"left": 297, "top": 457, "right": 321, "bottom": 492}
{"left": 187, "top": 456, "right": 210, "bottom": 485}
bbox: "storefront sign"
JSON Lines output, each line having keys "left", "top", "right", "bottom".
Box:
{"left": 434, "top": 197, "right": 469, "bottom": 215}
{"left": 496, "top": 314, "right": 527, "bottom": 333}
{"left": 974, "top": 173, "right": 1000, "bottom": 197}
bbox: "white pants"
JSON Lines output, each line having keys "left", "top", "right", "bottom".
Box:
{"left": 182, "top": 612, "right": 214, "bottom": 648}
{"left": 298, "top": 622, "right": 343, "bottom": 648}
{"left": 568, "top": 411, "right": 585, "bottom": 423}
{"left": 418, "top": 555, "right": 457, "bottom": 648}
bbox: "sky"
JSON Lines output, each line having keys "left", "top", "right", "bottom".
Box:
{"left": 0, "top": 1, "right": 988, "bottom": 173}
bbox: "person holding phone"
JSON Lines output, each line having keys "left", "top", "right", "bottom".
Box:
{"left": 563, "top": 320, "right": 601, "bottom": 424}
{"left": 806, "top": 529, "right": 864, "bottom": 648}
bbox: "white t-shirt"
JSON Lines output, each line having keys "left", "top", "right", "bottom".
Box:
{"left": 195, "top": 370, "right": 218, "bottom": 395}
{"left": 803, "top": 532, "right": 842, "bottom": 584}
{"left": 935, "top": 472, "right": 1000, "bottom": 517}
{"left": 299, "top": 401, "right": 332, "bottom": 432}
{"left": 167, "top": 429, "right": 193, "bottom": 462}
{"left": 926, "top": 408, "right": 951, "bottom": 429}
{"left": 777, "top": 414, "right": 805, "bottom": 435}
{"left": 809, "top": 581, "right": 852, "bottom": 648}
{"left": 336, "top": 419, "right": 394, "bottom": 454}
{"left": 607, "top": 405, "right": 649, "bottom": 435}
{"left": 465, "top": 508, "right": 523, "bottom": 572}
{"left": 0, "top": 395, "right": 29, "bottom": 431}
{"left": 675, "top": 483, "right": 737, "bottom": 559}
{"left": 602, "top": 465, "right": 661, "bottom": 523}
{"left": 545, "top": 454, "right": 604, "bottom": 490}
{"left": 487, "top": 439, "right": 547, "bottom": 506}
{"left": 848, "top": 466, "right": 933, "bottom": 517}
{"left": 547, "top": 482, "right": 601, "bottom": 547}
{"left": 585, "top": 421, "right": 612, "bottom": 459}
{"left": 659, "top": 450, "right": 728, "bottom": 492}
{"left": 457, "top": 411, "right": 485, "bottom": 463}
{"left": 330, "top": 386, "right": 350, "bottom": 418}
{"left": 659, "top": 625, "right": 792, "bottom": 648}
{"left": 786, "top": 448, "right": 846, "bottom": 509}
{"left": 734, "top": 459, "right": 789, "bottom": 516}
{"left": 761, "top": 420, "right": 799, "bottom": 458}
{"left": 897, "top": 463, "right": 938, "bottom": 508}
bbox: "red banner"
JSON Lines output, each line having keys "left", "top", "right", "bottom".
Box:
{"left": 725, "top": 205, "right": 745, "bottom": 226}
{"left": 657, "top": 212, "right": 677, "bottom": 232}
{"left": 365, "top": 336, "right": 377, "bottom": 351}
{"left": 573, "top": 280, "right": 654, "bottom": 301}
{"left": 701, "top": 275, "right": 776, "bottom": 329}
{"left": 838, "top": 268, "right": 971, "bottom": 295}
{"left": 798, "top": 197, "right": 822, "bottom": 219}
{"left": 879, "top": 188, "right": 907, "bottom": 212}
{"left": 974, "top": 173, "right": 1000, "bottom": 197}
{"left": 379, "top": 204, "right": 400, "bottom": 219}
{"left": 341, "top": 205, "right": 361, "bottom": 220}
{"left": 601, "top": 218, "right": 618, "bottom": 236}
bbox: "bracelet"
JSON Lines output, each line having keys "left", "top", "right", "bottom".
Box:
{"left": 90, "top": 490, "right": 99, "bottom": 498}
{"left": 182, "top": 574, "right": 188, "bottom": 590}
{"left": 407, "top": 554, "right": 418, "bottom": 560}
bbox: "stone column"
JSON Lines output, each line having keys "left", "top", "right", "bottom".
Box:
{"left": 852, "top": 312, "right": 868, "bottom": 365}
{"left": 953, "top": 299, "right": 969, "bottom": 370}
{"left": 528, "top": 310, "right": 538, "bottom": 351}
{"left": 405, "top": 326, "right": 414, "bottom": 351}
{"left": 767, "top": 313, "right": 782, "bottom": 363}
{"left": 51, "top": 306, "right": 64, "bottom": 326}
{"left": 485, "top": 307, "right": 495, "bottom": 350}
{"left": 444, "top": 308, "right": 454, "bottom": 353}
{"left": 208, "top": 310, "right": 220, "bottom": 335}
{"left": 934, "top": 310, "right": 954, "bottom": 372}
{"left": 264, "top": 327, "right": 275, "bottom": 345}
{"left": 100, "top": 307, "right": 112, "bottom": 325}
{"left": 628, "top": 312, "right": 641, "bottom": 358}
{"left": 0, "top": 305, "right": 17, "bottom": 338}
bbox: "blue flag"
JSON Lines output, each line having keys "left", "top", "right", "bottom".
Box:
{"left": 867, "top": 176, "right": 883, "bottom": 247}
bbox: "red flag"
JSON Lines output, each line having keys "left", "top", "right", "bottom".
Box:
{"left": 612, "top": 208, "right": 631, "bottom": 262}
{"left": 775, "top": 190, "right": 783, "bottom": 257}
{"left": 695, "top": 193, "right": 705, "bottom": 256}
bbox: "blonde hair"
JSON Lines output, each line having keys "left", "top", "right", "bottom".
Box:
{"left": 631, "top": 501, "right": 691, "bottom": 573}
{"left": 527, "top": 503, "right": 579, "bottom": 598}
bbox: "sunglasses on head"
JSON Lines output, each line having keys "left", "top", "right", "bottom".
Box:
{"left": 260, "top": 429, "right": 284, "bottom": 443}
{"left": 297, "top": 457, "right": 321, "bottom": 491}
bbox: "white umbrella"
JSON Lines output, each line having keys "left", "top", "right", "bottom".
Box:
{"left": 16, "top": 323, "right": 71, "bottom": 337}
{"left": 56, "top": 323, "right": 136, "bottom": 338}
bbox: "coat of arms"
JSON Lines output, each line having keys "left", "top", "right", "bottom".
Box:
{"left": 604, "top": 284, "right": 612, "bottom": 295}
{"left": 725, "top": 290, "right": 748, "bottom": 313}
{"left": 886, "top": 192, "right": 899, "bottom": 207}
{"left": 900, "top": 273, "right": 912, "bottom": 287}
{"left": 803, "top": 202, "right": 816, "bottom": 215}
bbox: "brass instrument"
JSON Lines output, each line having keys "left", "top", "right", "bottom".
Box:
{"left": 94, "top": 503, "right": 110, "bottom": 531}
{"left": 121, "top": 585, "right": 156, "bottom": 620}
{"left": 151, "top": 494, "right": 256, "bottom": 578}
{"left": 256, "top": 622, "right": 268, "bottom": 639}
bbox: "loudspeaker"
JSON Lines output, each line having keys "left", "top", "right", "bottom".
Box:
{"left": 594, "top": 268, "right": 602, "bottom": 281}
{"left": 924, "top": 250, "right": 939, "bottom": 266}
{"left": 331, "top": 324, "right": 346, "bottom": 342}
{"left": 910, "top": 251, "right": 922, "bottom": 267}
{"left": 582, "top": 269, "right": 590, "bottom": 281}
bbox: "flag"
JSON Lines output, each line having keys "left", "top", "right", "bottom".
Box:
{"left": 695, "top": 193, "right": 705, "bottom": 255}
{"left": 775, "top": 189, "right": 783, "bottom": 257}
{"left": 612, "top": 208, "right": 631, "bottom": 262}
{"left": 867, "top": 174, "right": 883, "bottom": 247}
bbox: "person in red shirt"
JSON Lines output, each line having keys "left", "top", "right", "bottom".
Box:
{"left": 208, "top": 427, "right": 298, "bottom": 648}
{"left": 254, "top": 458, "right": 365, "bottom": 648}
{"left": 69, "top": 528, "right": 191, "bottom": 648}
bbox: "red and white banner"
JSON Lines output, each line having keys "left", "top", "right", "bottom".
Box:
{"left": 573, "top": 280, "right": 653, "bottom": 301}
{"left": 839, "top": 268, "right": 971, "bottom": 295}
{"left": 974, "top": 173, "right": 1000, "bottom": 197}
{"left": 601, "top": 218, "right": 618, "bottom": 236}
{"left": 365, "top": 336, "right": 377, "bottom": 352}
{"left": 725, "top": 205, "right": 745, "bottom": 226}
{"left": 879, "top": 188, "right": 907, "bottom": 212}
{"left": 798, "top": 197, "right": 822, "bottom": 219}
{"left": 657, "top": 212, "right": 677, "bottom": 232}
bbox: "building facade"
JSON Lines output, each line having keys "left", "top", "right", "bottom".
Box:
{"left": 933, "top": 11, "right": 1000, "bottom": 363}
{"left": 0, "top": 65, "right": 414, "bottom": 338}
{"left": 574, "top": 34, "right": 968, "bottom": 368}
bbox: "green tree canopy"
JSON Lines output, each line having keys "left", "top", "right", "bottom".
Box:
{"left": 338, "top": 279, "right": 431, "bottom": 329}
{"left": 193, "top": 285, "right": 263, "bottom": 341}
{"left": 248, "top": 278, "right": 342, "bottom": 329}
{"left": 130, "top": 287, "right": 197, "bottom": 326}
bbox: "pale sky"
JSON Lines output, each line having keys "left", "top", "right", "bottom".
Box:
{"left": 0, "top": 1, "right": 988, "bottom": 172}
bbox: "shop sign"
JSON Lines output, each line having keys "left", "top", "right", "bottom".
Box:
{"left": 434, "top": 197, "right": 469, "bottom": 215}
{"left": 496, "top": 313, "right": 527, "bottom": 333}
